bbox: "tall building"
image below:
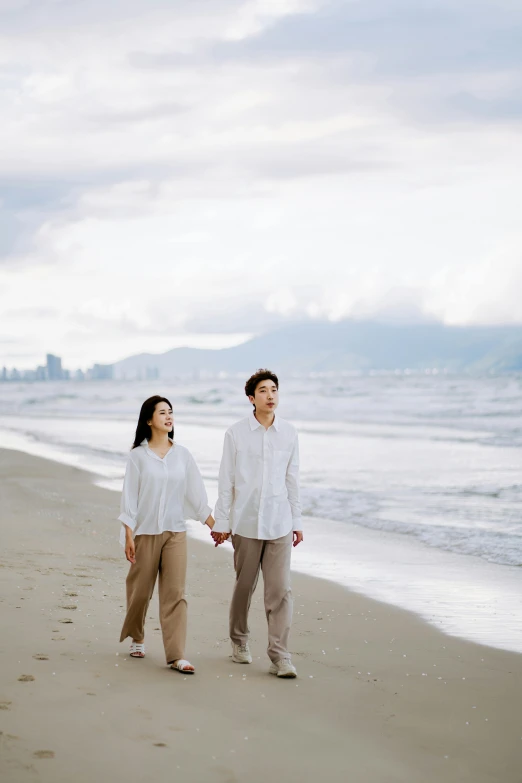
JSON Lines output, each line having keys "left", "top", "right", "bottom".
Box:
{"left": 145, "top": 366, "right": 159, "bottom": 380}
{"left": 90, "top": 363, "right": 114, "bottom": 380}
{"left": 46, "top": 354, "right": 63, "bottom": 380}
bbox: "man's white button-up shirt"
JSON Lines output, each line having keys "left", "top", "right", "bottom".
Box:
{"left": 213, "top": 412, "right": 302, "bottom": 540}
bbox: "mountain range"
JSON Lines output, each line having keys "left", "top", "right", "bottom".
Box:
{"left": 113, "top": 320, "right": 522, "bottom": 378}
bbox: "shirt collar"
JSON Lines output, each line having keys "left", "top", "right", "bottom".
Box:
{"left": 248, "top": 411, "right": 279, "bottom": 431}
{"left": 141, "top": 438, "right": 174, "bottom": 445}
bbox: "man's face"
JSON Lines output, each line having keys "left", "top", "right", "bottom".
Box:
{"left": 249, "top": 380, "right": 279, "bottom": 415}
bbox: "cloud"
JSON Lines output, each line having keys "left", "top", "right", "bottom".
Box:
{"left": 88, "top": 102, "right": 188, "bottom": 127}
{"left": 445, "top": 89, "right": 522, "bottom": 121}
{"left": 184, "top": 288, "right": 322, "bottom": 334}
{"left": 1, "top": 0, "right": 522, "bottom": 367}
{"left": 209, "top": 0, "right": 522, "bottom": 75}
{"left": 0, "top": 179, "right": 72, "bottom": 261}
{"left": 191, "top": 0, "right": 522, "bottom": 130}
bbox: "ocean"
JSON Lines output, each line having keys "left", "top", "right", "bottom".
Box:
{"left": 1, "top": 373, "right": 521, "bottom": 652}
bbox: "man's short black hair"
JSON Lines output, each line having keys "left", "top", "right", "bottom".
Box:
{"left": 245, "top": 369, "right": 279, "bottom": 400}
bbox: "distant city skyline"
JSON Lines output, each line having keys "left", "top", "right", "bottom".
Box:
{"left": 1, "top": 1, "right": 521, "bottom": 369}
{"left": 4, "top": 319, "right": 520, "bottom": 380}
{"left": 0, "top": 353, "right": 116, "bottom": 383}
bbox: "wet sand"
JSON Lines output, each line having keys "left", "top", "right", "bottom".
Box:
{"left": 1, "top": 448, "right": 521, "bottom": 782}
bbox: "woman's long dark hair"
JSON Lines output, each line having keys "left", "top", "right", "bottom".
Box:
{"left": 132, "top": 395, "right": 174, "bottom": 449}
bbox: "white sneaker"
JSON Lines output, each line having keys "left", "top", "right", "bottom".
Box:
{"left": 269, "top": 658, "right": 297, "bottom": 678}
{"left": 232, "top": 642, "right": 252, "bottom": 664}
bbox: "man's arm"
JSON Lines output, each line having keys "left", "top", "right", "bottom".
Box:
{"left": 286, "top": 432, "right": 303, "bottom": 546}
{"left": 212, "top": 429, "right": 236, "bottom": 540}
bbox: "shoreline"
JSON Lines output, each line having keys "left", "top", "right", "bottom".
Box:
{"left": 1, "top": 448, "right": 522, "bottom": 781}
{"left": 1, "top": 429, "right": 522, "bottom": 654}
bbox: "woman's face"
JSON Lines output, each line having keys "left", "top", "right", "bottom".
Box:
{"left": 148, "top": 401, "right": 173, "bottom": 434}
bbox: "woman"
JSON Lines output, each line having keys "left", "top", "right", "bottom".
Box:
{"left": 118, "top": 395, "right": 214, "bottom": 674}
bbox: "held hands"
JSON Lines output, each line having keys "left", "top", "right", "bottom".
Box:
{"left": 211, "top": 529, "right": 301, "bottom": 547}
{"left": 206, "top": 514, "right": 230, "bottom": 546}
{"left": 205, "top": 515, "right": 229, "bottom": 545}
{"left": 211, "top": 531, "right": 230, "bottom": 547}
{"left": 293, "top": 531, "right": 304, "bottom": 547}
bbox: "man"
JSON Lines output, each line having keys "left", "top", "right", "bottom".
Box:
{"left": 211, "top": 369, "right": 303, "bottom": 678}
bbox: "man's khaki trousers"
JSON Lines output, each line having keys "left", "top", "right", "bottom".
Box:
{"left": 230, "top": 532, "right": 293, "bottom": 663}
{"left": 120, "top": 531, "right": 187, "bottom": 664}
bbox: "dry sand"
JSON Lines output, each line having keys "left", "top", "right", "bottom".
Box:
{"left": 1, "top": 448, "right": 521, "bottom": 783}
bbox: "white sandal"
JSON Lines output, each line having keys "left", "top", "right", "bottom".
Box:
{"left": 129, "top": 642, "right": 145, "bottom": 658}
{"left": 170, "top": 659, "right": 195, "bottom": 674}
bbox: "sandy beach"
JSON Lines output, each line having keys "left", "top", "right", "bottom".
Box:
{"left": 1, "top": 448, "right": 521, "bottom": 783}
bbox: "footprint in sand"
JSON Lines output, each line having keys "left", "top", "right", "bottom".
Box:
{"left": 0, "top": 701, "right": 12, "bottom": 710}
{"left": 65, "top": 592, "right": 78, "bottom": 597}
{"left": 18, "top": 675, "right": 35, "bottom": 682}
{"left": 33, "top": 750, "right": 55, "bottom": 759}
{"left": 153, "top": 743, "right": 167, "bottom": 748}
{"left": 33, "top": 654, "right": 49, "bottom": 661}
{"left": 59, "top": 619, "right": 73, "bottom": 624}
{"left": 61, "top": 605, "right": 77, "bottom": 611}
{"left": 52, "top": 637, "right": 65, "bottom": 641}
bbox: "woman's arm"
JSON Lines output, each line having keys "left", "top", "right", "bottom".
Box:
{"left": 118, "top": 456, "right": 140, "bottom": 561}
{"left": 183, "top": 452, "right": 213, "bottom": 525}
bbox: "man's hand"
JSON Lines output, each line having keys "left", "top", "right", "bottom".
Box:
{"left": 293, "top": 531, "right": 303, "bottom": 547}
{"left": 211, "top": 531, "right": 230, "bottom": 547}
{"left": 125, "top": 536, "right": 136, "bottom": 564}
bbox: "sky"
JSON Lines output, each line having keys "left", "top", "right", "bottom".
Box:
{"left": 1, "top": 0, "right": 522, "bottom": 369}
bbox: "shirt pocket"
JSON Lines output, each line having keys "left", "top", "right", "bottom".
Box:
{"left": 236, "top": 448, "right": 261, "bottom": 484}
{"left": 270, "top": 449, "right": 290, "bottom": 494}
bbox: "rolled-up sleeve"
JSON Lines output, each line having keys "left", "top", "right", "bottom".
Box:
{"left": 286, "top": 433, "right": 302, "bottom": 531}
{"left": 213, "top": 429, "right": 236, "bottom": 534}
{"left": 183, "top": 453, "right": 212, "bottom": 524}
{"left": 118, "top": 455, "right": 140, "bottom": 545}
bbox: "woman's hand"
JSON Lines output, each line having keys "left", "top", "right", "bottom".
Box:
{"left": 125, "top": 530, "right": 136, "bottom": 564}
{"left": 293, "top": 531, "right": 304, "bottom": 547}
{"left": 204, "top": 514, "right": 215, "bottom": 529}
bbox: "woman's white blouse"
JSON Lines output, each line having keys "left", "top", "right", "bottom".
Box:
{"left": 118, "top": 440, "right": 211, "bottom": 545}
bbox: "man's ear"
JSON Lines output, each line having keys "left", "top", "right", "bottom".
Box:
{"left": 248, "top": 395, "right": 255, "bottom": 406}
